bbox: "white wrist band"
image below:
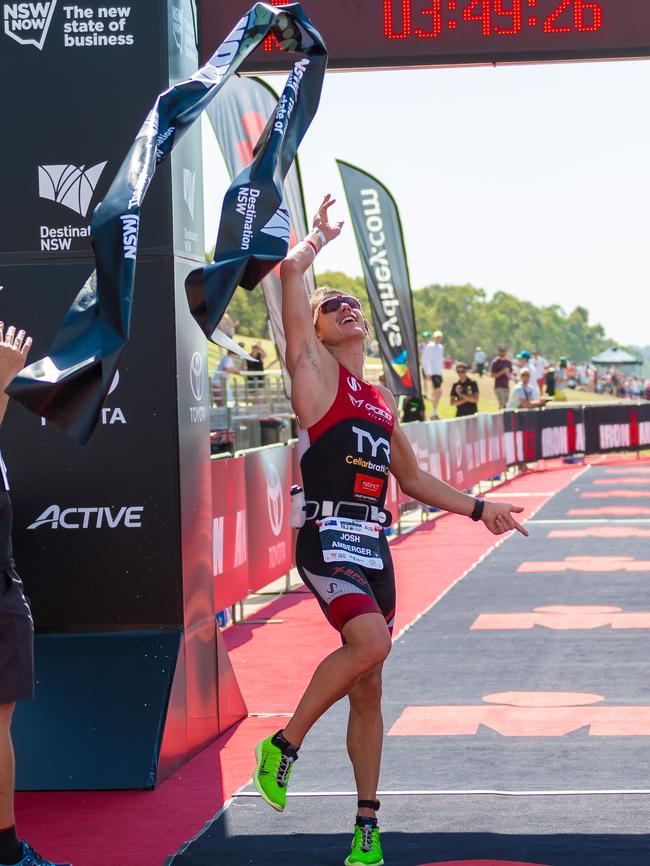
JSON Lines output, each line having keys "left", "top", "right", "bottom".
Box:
{"left": 314, "top": 228, "right": 327, "bottom": 248}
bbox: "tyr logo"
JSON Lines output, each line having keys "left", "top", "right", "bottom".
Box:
{"left": 352, "top": 425, "right": 390, "bottom": 462}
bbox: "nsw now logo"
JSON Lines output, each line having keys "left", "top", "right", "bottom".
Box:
{"left": 4, "top": 0, "right": 57, "bottom": 50}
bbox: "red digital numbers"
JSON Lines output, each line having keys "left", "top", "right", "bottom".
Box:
{"left": 383, "top": 0, "right": 603, "bottom": 40}
{"left": 384, "top": 0, "right": 411, "bottom": 39}
{"left": 493, "top": 0, "right": 522, "bottom": 35}
{"left": 263, "top": 0, "right": 286, "bottom": 51}
{"left": 543, "top": 0, "right": 602, "bottom": 33}
{"left": 415, "top": 0, "right": 442, "bottom": 37}
{"left": 463, "top": 0, "right": 492, "bottom": 36}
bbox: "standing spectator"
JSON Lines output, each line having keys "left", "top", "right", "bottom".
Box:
{"left": 531, "top": 351, "right": 548, "bottom": 393}
{"left": 421, "top": 330, "right": 444, "bottom": 420}
{"left": 450, "top": 363, "right": 479, "bottom": 417}
{"left": 554, "top": 358, "right": 568, "bottom": 401}
{"left": 545, "top": 363, "right": 556, "bottom": 398}
{"left": 490, "top": 345, "right": 513, "bottom": 410}
{"left": 474, "top": 346, "right": 486, "bottom": 376}
{"left": 515, "top": 351, "right": 536, "bottom": 380}
{"left": 212, "top": 350, "right": 242, "bottom": 407}
{"left": 247, "top": 340, "right": 267, "bottom": 401}
{"left": 507, "top": 369, "right": 549, "bottom": 409}
{"left": 0, "top": 323, "right": 70, "bottom": 866}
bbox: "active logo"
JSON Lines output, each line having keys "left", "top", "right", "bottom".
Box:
{"left": 3, "top": 0, "right": 57, "bottom": 49}
{"left": 266, "top": 462, "right": 284, "bottom": 537}
{"left": 348, "top": 394, "right": 364, "bottom": 408}
{"left": 27, "top": 504, "right": 144, "bottom": 530}
{"left": 38, "top": 162, "right": 107, "bottom": 217}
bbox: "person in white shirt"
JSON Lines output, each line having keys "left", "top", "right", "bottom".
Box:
{"left": 507, "top": 369, "right": 549, "bottom": 409}
{"left": 212, "top": 350, "right": 242, "bottom": 407}
{"left": 474, "top": 346, "right": 486, "bottom": 376}
{"left": 531, "top": 351, "right": 548, "bottom": 393}
{"left": 420, "top": 330, "right": 444, "bottom": 419}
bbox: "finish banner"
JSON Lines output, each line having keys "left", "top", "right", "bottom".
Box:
{"left": 9, "top": 2, "right": 326, "bottom": 443}
{"left": 206, "top": 75, "right": 316, "bottom": 394}
{"left": 187, "top": 17, "right": 326, "bottom": 345}
{"left": 337, "top": 160, "right": 421, "bottom": 398}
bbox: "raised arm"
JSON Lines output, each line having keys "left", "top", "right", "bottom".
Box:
{"left": 378, "top": 386, "right": 527, "bottom": 537}
{"left": 280, "top": 194, "right": 342, "bottom": 376}
{"left": 0, "top": 324, "right": 32, "bottom": 428}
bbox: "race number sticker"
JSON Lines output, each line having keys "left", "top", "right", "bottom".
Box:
{"left": 318, "top": 517, "right": 383, "bottom": 570}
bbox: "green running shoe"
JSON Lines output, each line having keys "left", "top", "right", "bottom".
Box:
{"left": 253, "top": 733, "right": 297, "bottom": 812}
{"left": 344, "top": 823, "right": 384, "bottom": 865}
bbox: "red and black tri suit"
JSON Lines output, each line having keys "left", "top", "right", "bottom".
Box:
{"left": 296, "top": 364, "right": 396, "bottom": 635}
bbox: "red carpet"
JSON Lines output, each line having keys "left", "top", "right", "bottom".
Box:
{"left": 14, "top": 459, "right": 614, "bottom": 866}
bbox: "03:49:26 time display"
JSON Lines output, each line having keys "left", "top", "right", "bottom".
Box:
{"left": 384, "top": 0, "right": 604, "bottom": 39}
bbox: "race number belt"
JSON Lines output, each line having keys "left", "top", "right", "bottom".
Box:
{"left": 306, "top": 499, "right": 392, "bottom": 526}
{"left": 317, "top": 517, "right": 383, "bottom": 570}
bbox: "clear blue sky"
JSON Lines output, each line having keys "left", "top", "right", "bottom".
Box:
{"left": 202, "top": 59, "right": 650, "bottom": 348}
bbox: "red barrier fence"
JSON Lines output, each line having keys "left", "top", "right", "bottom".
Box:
{"left": 212, "top": 403, "right": 650, "bottom": 612}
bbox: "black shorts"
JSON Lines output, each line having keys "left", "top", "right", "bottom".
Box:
{"left": 296, "top": 524, "right": 396, "bottom": 637}
{"left": 0, "top": 565, "right": 34, "bottom": 704}
{"left": 431, "top": 374, "right": 443, "bottom": 389}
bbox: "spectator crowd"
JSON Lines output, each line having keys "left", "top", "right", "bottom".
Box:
{"left": 418, "top": 332, "right": 650, "bottom": 418}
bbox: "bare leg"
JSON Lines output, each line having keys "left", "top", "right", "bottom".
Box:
{"left": 283, "top": 613, "right": 390, "bottom": 749}
{"left": 0, "top": 703, "right": 16, "bottom": 829}
{"left": 432, "top": 385, "right": 442, "bottom": 418}
{"left": 347, "top": 664, "right": 384, "bottom": 820}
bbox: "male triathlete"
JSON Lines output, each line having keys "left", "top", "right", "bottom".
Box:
{"left": 253, "top": 196, "right": 527, "bottom": 866}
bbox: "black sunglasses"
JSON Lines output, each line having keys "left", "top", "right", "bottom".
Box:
{"left": 317, "top": 295, "right": 362, "bottom": 316}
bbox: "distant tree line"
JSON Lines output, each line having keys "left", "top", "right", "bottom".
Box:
{"left": 225, "top": 269, "right": 623, "bottom": 365}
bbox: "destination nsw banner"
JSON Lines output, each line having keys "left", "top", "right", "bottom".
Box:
{"left": 206, "top": 75, "right": 315, "bottom": 394}
{"left": 337, "top": 160, "right": 421, "bottom": 399}
{"left": 9, "top": 2, "right": 326, "bottom": 443}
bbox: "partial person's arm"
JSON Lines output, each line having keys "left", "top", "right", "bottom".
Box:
{"left": 378, "top": 386, "right": 527, "bottom": 536}
{"left": 0, "top": 324, "right": 32, "bottom": 428}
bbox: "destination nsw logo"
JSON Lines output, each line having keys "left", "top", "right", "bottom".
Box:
{"left": 38, "top": 161, "right": 106, "bottom": 251}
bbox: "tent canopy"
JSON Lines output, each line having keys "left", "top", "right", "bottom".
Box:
{"left": 591, "top": 347, "right": 641, "bottom": 366}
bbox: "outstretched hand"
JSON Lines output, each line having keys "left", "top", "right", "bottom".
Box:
{"left": 0, "top": 323, "right": 32, "bottom": 390}
{"left": 313, "top": 194, "right": 344, "bottom": 244}
{"left": 482, "top": 500, "right": 529, "bottom": 537}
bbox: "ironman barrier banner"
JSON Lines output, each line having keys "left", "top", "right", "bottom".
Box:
{"left": 337, "top": 160, "right": 421, "bottom": 399}
{"left": 584, "top": 403, "right": 650, "bottom": 454}
{"left": 212, "top": 456, "right": 249, "bottom": 610}
{"left": 206, "top": 74, "right": 315, "bottom": 395}
{"left": 9, "top": 2, "right": 326, "bottom": 443}
{"left": 244, "top": 445, "right": 292, "bottom": 592}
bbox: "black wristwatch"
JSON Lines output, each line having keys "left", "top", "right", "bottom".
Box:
{"left": 470, "top": 498, "right": 485, "bottom": 522}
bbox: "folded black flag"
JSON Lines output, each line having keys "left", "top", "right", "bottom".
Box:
{"left": 8, "top": 2, "right": 326, "bottom": 444}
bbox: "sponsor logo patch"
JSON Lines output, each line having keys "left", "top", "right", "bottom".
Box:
{"left": 354, "top": 473, "right": 384, "bottom": 500}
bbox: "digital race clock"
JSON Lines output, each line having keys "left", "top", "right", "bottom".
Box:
{"left": 199, "top": 0, "right": 650, "bottom": 71}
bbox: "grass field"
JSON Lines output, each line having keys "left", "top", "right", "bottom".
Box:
{"left": 209, "top": 339, "right": 621, "bottom": 417}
